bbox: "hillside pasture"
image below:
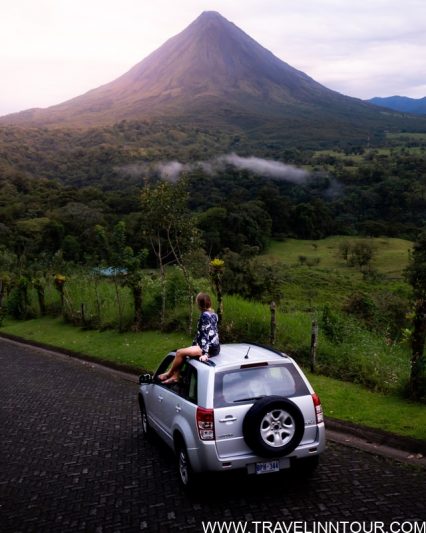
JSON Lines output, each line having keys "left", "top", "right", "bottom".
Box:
{"left": 266, "top": 236, "right": 412, "bottom": 277}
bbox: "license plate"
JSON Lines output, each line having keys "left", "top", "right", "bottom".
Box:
{"left": 255, "top": 460, "right": 280, "bottom": 475}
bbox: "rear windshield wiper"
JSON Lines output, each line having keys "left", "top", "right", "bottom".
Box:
{"left": 233, "top": 395, "right": 265, "bottom": 402}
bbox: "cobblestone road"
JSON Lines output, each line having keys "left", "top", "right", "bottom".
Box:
{"left": 0, "top": 338, "right": 425, "bottom": 533}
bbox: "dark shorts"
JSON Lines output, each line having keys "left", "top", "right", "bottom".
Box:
{"left": 208, "top": 344, "right": 220, "bottom": 357}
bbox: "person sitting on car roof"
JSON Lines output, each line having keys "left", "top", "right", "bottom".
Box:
{"left": 159, "top": 292, "right": 220, "bottom": 384}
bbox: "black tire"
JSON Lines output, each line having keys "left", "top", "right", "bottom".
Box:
{"left": 176, "top": 441, "right": 198, "bottom": 490}
{"left": 243, "top": 396, "right": 304, "bottom": 458}
{"left": 138, "top": 395, "right": 151, "bottom": 437}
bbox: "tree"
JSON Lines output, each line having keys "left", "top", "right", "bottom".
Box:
{"left": 32, "top": 272, "right": 47, "bottom": 315}
{"left": 197, "top": 207, "right": 228, "bottom": 257}
{"left": 404, "top": 232, "right": 426, "bottom": 400}
{"left": 221, "top": 247, "right": 284, "bottom": 304}
{"left": 209, "top": 258, "right": 225, "bottom": 323}
{"left": 292, "top": 200, "right": 333, "bottom": 239}
{"left": 109, "top": 221, "right": 148, "bottom": 332}
{"left": 62, "top": 235, "right": 81, "bottom": 262}
{"left": 348, "top": 241, "right": 376, "bottom": 271}
{"left": 339, "top": 240, "right": 376, "bottom": 272}
{"left": 338, "top": 241, "right": 351, "bottom": 262}
{"left": 141, "top": 179, "right": 199, "bottom": 330}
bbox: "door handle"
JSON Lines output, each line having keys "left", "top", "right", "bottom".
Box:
{"left": 175, "top": 405, "right": 182, "bottom": 413}
{"left": 219, "top": 416, "right": 237, "bottom": 422}
{"left": 158, "top": 396, "right": 164, "bottom": 402}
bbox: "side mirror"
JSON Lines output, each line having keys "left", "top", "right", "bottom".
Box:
{"left": 139, "top": 373, "right": 153, "bottom": 385}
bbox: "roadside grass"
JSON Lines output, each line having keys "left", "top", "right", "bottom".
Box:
{"left": 1, "top": 316, "right": 191, "bottom": 373}
{"left": 1, "top": 316, "right": 424, "bottom": 441}
{"left": 307, "top": 372, "right": 426, "bottom": 441}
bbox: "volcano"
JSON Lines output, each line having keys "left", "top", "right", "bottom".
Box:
{"left": 0, "top": 11, "right": 417, "bottom": 137}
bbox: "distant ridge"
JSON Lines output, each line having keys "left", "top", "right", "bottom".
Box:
{"left": 367, "top": 96, "right": 426, "bottom": 116}
{"left": 1, "top": 11, "right": 425, "bottom": 141}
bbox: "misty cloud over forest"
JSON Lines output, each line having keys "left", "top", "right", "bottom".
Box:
{"left": 117, "top": 154, "right": 312, "bottom": 185}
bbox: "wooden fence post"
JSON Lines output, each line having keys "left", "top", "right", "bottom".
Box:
{"left": 310, "top": 319, "right": 318, "bottom": 373}
{"left": 270, "top": 301, "right": 276, "bottom": 345}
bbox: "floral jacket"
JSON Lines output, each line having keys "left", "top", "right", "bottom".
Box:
{"left": 193, "top": 311, "right": 220, "bottom": 355}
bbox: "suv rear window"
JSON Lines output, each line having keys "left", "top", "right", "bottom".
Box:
{"left": 214, "top": 364, "right": 309, "bottom": 407}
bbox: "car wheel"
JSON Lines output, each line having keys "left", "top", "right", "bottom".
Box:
{"left": 177, "top": 442, "right": 198, "bottom": 490}
{"left": 138, "top": 395, "right": 151, "bottom": 437}
{"left": 243, "top": 396, "right": 304, "bottom": 458}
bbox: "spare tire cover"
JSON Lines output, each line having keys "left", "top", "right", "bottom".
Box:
{"left": 243, "top": 396, "right": 305, "bottom": 458}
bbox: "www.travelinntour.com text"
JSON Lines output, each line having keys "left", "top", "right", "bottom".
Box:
{"left": 201, "top": 521, "right": 426, "bottom": 533}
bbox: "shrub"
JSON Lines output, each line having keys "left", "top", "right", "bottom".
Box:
{"left": 320, "top": 304, "right": 346, "bottom": 343}
{"left": 7, "top": 288, "right": 26, "bottom": 319}
{"left": 6, "top": 277, "right": 33, "bottom": 320}
{"left": 343, "top": 292, "right": 376, "bottom": 323}
{"left": 306, "top": 257, "right": 321, "bottom": 267}
{"left": 343, "top": 290, "right": 409, "bottom": 340}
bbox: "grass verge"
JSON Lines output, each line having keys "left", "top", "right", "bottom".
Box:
{"left": 307, "top": 372, "right": 425, "bottom": 441}
{"left": 1, "top": 317, "right": 191, "bottom": 374}
{"left": 1, "top": 316, "right": 425, "bottom": 441}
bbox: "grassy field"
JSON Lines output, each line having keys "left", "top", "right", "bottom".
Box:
{"left": 266, "top": 236, "right": 412, "bottom": 277}
{"left": 260, "top": 236, "right": 413, "bottom": 316}
{"left": 386, "top": 132, "right": 426, "bottom": 142}
{"left": 1, "top": 316, "right": 424, "bottom": 441}
{"left": 313, "top": 135, "right": 426, "bottom": 165}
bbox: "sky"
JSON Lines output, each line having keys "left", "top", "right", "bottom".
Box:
{"left": 1, "top": 0, "right": 425, "bottom": 116}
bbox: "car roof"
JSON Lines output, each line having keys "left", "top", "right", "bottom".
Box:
{"left": 199, "top": 343, "right": 290, "bottom": 370}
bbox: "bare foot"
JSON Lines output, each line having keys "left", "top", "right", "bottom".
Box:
{"left": 163, "top": 375, "right": 179, "bottom": 384}
{"left": 158, "top": 372, "right": 170, "bottom": 381}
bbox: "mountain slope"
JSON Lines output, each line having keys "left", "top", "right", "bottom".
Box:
{"left": 1, "top": 11, "right": 424, "bottom": 140}
{"left": 368, "top": 96, "right": 426, "bottom": 116}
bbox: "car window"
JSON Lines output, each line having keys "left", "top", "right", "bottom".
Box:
{"left": 155, "top": 358, "right": 198, "bottom": 404}
{"left": 176, "top": 364, "right": 198, "bottom": 404}
{"left": 154, "top": 354, "right": 175, "bottom": 381}
{"left": 214, "top": 364, "right": 309, "bottom": 407}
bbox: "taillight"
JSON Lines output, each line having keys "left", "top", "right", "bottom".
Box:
{"left": 312, "top": 393, "right": 324, "bottom": 424}
{"left": 196, "top": 407, "right": 215, "bottom": 441}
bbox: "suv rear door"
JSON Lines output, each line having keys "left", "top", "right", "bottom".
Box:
{"left": 213, "top": 363, "right": 312, "bottom": 458}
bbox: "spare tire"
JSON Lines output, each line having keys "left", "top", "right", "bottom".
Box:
{"left": 243, "top": 396, "right": 304, "bottom": 458}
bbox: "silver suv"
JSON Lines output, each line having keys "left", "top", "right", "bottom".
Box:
{"left": 138, "top": 343, "right": 325, "bottom": 487}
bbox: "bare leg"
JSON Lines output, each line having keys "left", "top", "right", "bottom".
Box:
{"left": 158, "top": 345, "right": 202, "bottom": 382}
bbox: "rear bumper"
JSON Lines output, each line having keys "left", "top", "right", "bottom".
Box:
{"left": 188, "top": 423, "right": 326, "bottom": 473}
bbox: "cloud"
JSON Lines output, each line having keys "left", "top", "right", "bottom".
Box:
{"left": 243, "top": 0, "right": 426, "bottom": 99}
{"left": 116, "top": 154, "right": 311, "bottom": 184}
{"left": 155, "top": 154, "right": 312, "bottom": 184}
{"left": 156, "top": 161, "right": 186, "bottom": 182}
{"left": 217, "top": 154, "right": 310, "bottom": 183}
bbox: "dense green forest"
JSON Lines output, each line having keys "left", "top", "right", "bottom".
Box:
{"left": 0, "top": 125, "right": 425, "bottom": 265}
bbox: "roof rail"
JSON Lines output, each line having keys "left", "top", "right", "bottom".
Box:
{"left": 247, "top": 342, "right": 288, "bottom": 358}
